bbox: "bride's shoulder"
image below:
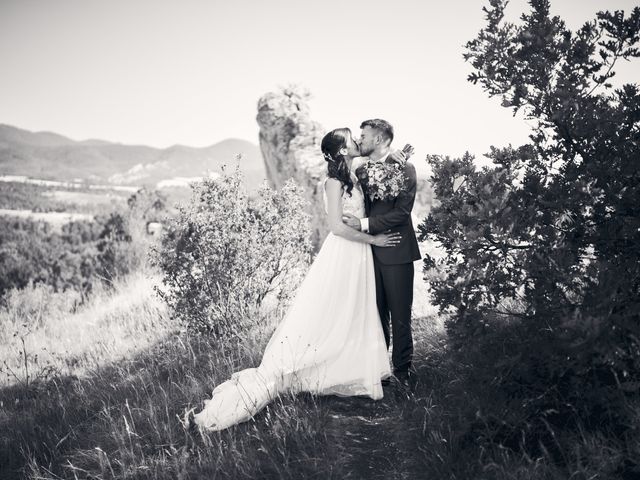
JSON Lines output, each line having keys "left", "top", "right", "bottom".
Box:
{"left": 324, "top": 177, "right": 342, "bottom": 191}
{"left": 352, "top": 157, "right": 367, "bottom": 170}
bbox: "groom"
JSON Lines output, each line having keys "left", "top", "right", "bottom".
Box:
{"left": 344, "top": 119, "right": 421, "bottom": 389}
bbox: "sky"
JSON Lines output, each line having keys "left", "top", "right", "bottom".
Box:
{"left": 1, "top": 0, "right": 638, "bottom": 168}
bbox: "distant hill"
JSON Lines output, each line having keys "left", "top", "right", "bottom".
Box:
{"left": 0, "top": 124, "right": 266, "bottom": 190}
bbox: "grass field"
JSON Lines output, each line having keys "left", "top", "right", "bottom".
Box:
{"left": 1, "top": 266, "right": 636, "bottom": 479}
{"left": 0, "top": 270, "right": 448, "bottom": 479}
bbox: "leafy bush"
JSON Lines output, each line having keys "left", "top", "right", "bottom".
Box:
{"left": 0, "top": 217, "right": 98, "bottom": 298}
{"left": 420, "top": 0, "right": 640, "bottom": 471}
{"left": 153, "top": 168, "right": 312, "bottom": 337}
{"left": 96, "top": 187, "right": 167, "bottom": 284}
{"left": 0, "top": 188, "right": 167, "bottom": 299}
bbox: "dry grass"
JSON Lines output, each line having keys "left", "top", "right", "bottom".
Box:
{"left": 0, "top": 271, "right": 170, "bottom": 388}
{"left": 42, "top": 190, "right": 128, "bottom": 206}
{"left": 0, "top": 269, "right": 449, "bottom": 479}
{"left": 0, "top": 266, "right": 634, "bottom": 479}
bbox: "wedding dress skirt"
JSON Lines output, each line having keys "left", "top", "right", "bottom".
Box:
{"left": 193, "top": 181, "right": 391, "bottom": 431}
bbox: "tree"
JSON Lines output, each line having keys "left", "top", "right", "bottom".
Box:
{"left": 420, "top": 0, "right": 640, "bottom": 455}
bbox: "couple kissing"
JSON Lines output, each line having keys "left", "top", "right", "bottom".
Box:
{"left": 191, "top": 118, "right": 421, "bottom": 432}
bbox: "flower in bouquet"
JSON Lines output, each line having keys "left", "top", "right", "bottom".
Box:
{"left": 357, "top": 161, "right": 407, "bottom": 202}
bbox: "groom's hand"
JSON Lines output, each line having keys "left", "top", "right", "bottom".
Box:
{"left": 342, "top": 214, "right": 361, "bottom": 231}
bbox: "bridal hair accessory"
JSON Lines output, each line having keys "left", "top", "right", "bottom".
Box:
{"left": 324, "top": 147, "right": 348, "bottom": 162}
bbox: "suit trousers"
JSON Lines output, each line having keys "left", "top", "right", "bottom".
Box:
{"left": 373, "top": 260, "right": 414, "bottom": 374}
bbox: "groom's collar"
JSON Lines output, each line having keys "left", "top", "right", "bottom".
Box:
{"left": 371, "top": 151, "right": 390, "bottom": 163}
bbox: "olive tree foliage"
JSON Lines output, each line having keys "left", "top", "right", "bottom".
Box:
{"left": 420, "top": 0, "right": 640, "bottom": 431}
{"left": 153, "top": 168, "right": 312, "bottom": 337}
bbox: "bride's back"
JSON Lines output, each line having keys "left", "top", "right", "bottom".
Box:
{"left": 322, "top": 174, "right": 365, "bottom": 219}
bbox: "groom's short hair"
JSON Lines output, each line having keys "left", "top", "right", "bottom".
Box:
{"left": 360, "top": 119, "right": 394, "bottom": 144}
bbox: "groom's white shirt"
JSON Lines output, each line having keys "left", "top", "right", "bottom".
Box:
{"left": 359, "top": 151, "right": 390, "bottom": 233}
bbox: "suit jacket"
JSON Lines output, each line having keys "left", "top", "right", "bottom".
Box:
{"left": 357, "top": 158, "right": 422, "bottom": 265}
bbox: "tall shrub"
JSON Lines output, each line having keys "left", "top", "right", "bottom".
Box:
{"left": 153, "top": 169, "right": 312, "bottom": 337}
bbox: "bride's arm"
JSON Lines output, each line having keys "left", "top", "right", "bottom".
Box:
{"left": 325, "top": 178, "right": 400, "bottom": 246}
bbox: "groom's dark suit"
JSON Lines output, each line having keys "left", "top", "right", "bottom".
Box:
{"left": 357, "top": 158, "right": 421, "bottom": 375}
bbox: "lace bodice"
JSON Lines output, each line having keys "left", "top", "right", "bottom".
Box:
{"left": 322, "top": 174, "right": 366, "bottom": 219}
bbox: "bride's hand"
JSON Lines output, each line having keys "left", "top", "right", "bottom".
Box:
{"left": 402, "top": 143, "right": 415, "bottom": 160}
{"left": 389, "top": 144, "right": 414, "bottom": 166}
{"left": 372, "top": 232, "right": 402, "bottom": 247}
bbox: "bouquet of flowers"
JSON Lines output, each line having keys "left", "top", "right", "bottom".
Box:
{"left": 357, "top": 160, "right": 407, "bottom": 202}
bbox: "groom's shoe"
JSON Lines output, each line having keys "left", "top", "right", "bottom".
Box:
{"left": 395, "top": 370, "right": 417, "bottom": 395}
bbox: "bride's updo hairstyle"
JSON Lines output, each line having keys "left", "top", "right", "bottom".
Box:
{"left": 321, "top": 128, "right": 354, "bottom": 197}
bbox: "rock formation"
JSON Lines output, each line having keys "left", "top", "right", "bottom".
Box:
{"left": 256, "top": 87, "right": 328, "bottom": 248}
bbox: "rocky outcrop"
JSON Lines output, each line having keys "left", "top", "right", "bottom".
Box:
{"left": 256, "top": 87, "right": 328, "bottom": 248}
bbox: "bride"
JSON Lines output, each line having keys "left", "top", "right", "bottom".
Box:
{"left": 192, "top": 127, "right": 402, "bottom": 431}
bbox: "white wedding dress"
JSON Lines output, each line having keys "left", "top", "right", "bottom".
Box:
{"left": 193, "top": 175, "right": 391, "bottom": 431}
